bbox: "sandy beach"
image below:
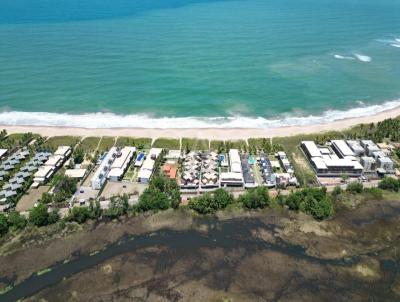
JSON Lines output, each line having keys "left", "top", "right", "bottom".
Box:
{"left": 1, "top": 106, "right": 400, "bottom": 140}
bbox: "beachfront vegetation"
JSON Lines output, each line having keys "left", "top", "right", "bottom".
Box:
{"left": 181, "top": 138, "right": 209, "bottom": 152}
{"left": 0, "top": 132, "right": 37, "bottom": 149}
{"left": 210, "top": 140, "right": 225, "bottom": 153}
{"left": 98, "top": 136, "right": 116, "bottom": 152}
{"left": 116, "top": 137, "right": 151, "bottom": 149}
{"left": 41, "top": 136, "right": 80, "bottom": 151}
{"left": 345, "top": 117, "right": 400, "bottom": 142}
{"left": 79, "top": 137, "right": 101, "bottom": 153}
{"left": 152, "top": 138, "right": 180, "bottom": 150}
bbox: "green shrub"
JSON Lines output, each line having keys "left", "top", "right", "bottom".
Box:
{"left": 138, "top": 176, "right": 181, "bottom": 212}
{"left": 7, "top": 211, "right": 27, "bottom": 231}
{"left": 29, "top": 203, "right": 50, "bottom": 227}
{"left": 188, "top": 189, "right": 234, "bottom": 214}
{"left": 285, "top": 187, "right": 332, "bottom": 220}
{"left": 346, "top": 182, "right": 363, "bottom": 194}
{"left": 239, "top": 187, "right": 270, "bottom": 209}
{"left": 378, "top": 177, "right": 400, "bottom": 192}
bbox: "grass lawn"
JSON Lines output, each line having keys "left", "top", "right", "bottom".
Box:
{"left": 43, "top": 136, "right": 81, "bottom": 151}
{"left": 152, "top": 138, "right": 180, "bottom": 150}
{"left": 181, "top": 138, "right": 209, "bottom": 151}
{"left": 97, "top": 137, "right": 116, "bottom": 153}
{"left": 273, "top": 135, "right": 319, "bottom": 187}
{"left": 116, "top": 137, "right": 152, "bottom": 149}
{"left": 79, "top": 137, "right": 101, "bottom": 153}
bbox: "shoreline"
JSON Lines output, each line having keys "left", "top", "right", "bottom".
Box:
{"left": 1, "top": 105, "right": 400, "bottom": 140}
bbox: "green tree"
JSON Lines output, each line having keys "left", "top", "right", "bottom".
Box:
{"left": 73, "top": 148, "right": 85, "bottom": 164}
{"left": 240, "top": 187, "right": 270, "bottom": 209}
{"left": 29, "top": 203, "right": 50, "bottom": 227}
{"left": 40, "top": 192, "right": 53, "bottom": 204}
{"left": 0, "top": 213, "right": 9, "bottom": 236}
{"left": 7, "top": 211, "right": 27, "bottom": 231}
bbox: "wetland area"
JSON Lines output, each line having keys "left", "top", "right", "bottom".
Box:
{"left": 1, "top": 197, "right": 400, "bottom": 301}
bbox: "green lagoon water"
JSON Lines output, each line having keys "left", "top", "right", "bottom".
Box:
{"left": 0, "top": 0, "right": 399, "bottom": 128}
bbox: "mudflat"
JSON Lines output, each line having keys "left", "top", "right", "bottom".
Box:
{"left": 1, "top": 198, "right": 400, "bottom": 301}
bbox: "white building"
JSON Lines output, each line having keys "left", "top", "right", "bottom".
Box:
{"left": 301, "top": 141, "right": 363, "bottom": 177}
{"left": 220, "top": 149, "right": 243, "bottom": 186}
{"left": 377, "top": 157, "right": 394, "bottom": 172}
{"left": 346, "top": 140, "right": 365, "bottom": 156}
{"left": 360, "top": 140, "right": 380, "bottom": 156}
{"left": 108, "top": 147, "right": 136, "bottom": 181}
{"left": 91, "top": 147, "right": 118, "bottom": 190}
{"left": 360, "top": 156, "right": 376, "bottom": 172}
{"left": 33, "top": 166, "right": 55, "bottom": 185}
{"left": 54, "top": 146, "right": 72, "bottom": 158}
{"left": 331, "top": 140, "right": 355, "bottom": 158}
{"left": 138, "top": 148, "right": 163, "bottom": 183}
{"left": 44, "top": 155, "right": 64, "bottom": 168}
{"left": 65, "top": 169, "right": 87, "bottom": 180}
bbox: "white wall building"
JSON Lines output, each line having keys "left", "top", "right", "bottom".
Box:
{"left": 108, "top": 147, "right": 136, "bottom": 181}
{"left": 138, "top": 148, "right": 163, "bottom": 183}
{"left": 91, "top": 147, "right": 118, "bottom": 190}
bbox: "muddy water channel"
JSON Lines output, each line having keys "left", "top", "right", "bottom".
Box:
{"left": 1, "top": 200, "right": 400, "bottom": 301}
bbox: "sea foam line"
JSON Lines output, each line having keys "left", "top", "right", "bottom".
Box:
{"left": 0, "top": 100, "right": 399, "bottom": 129}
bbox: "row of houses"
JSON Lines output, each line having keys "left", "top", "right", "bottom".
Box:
{"left": 0, "top": 148, "right": 30, "bottom": 181}
{"left": 32, "top": 146, "right": 72, "bottom": 187}
{"left": 0, "top": 150, "right": 52, "bottom": 209}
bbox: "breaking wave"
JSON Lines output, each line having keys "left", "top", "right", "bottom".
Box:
{"left": 353, "top": 53, "right": 372, "bottom": 62}
{"left": 0, "top": 100, "right": 399, "bottom": 129}
{"left": 333, "top": 54, "right": 354, "bottom": 60}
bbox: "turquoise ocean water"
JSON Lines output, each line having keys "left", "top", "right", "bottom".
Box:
{"left": 0, "top": 0, "right": 399, "bottom": 128}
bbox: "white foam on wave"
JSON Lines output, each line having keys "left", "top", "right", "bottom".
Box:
{"left": 391, "top": 44, "right": 400, "bottom": 48}
{"left": 353, "top": 53, "right": 372, "bottom": 62}
{"left": 396, "top": 38, "right": 400, "bottom": 43}
{"left": 333, "top": 54, "right": 354, "bottom": 60}
{"left": 0, "top": 100, "right": 399, "bottom": 129}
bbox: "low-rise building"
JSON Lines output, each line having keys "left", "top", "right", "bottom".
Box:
{"left": 33, "top": 165, "right": 55, "bottom": 185}
{"left": 360, "top": 156, "right": 376, "bottom": 172}
{"left": 301, "top": 141, "right": 363, "bottom": 177}
{"left": 91, "top": 147, "right": 118, "bottom": 190}
{"left": 138, "top": 148, "right": 163, "bottom": 183}
{"left": 108, "top": 146, "right": 136, "bottom": 181}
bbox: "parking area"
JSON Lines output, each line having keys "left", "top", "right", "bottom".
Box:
{"left": 100, "top": 181, "right": 147, "bottom": 199}
{"left": 74, "top": 186, "right": 99, "bottom": 202}
{"left": 16, "top": 185, "right": 50, "bottom": 212}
